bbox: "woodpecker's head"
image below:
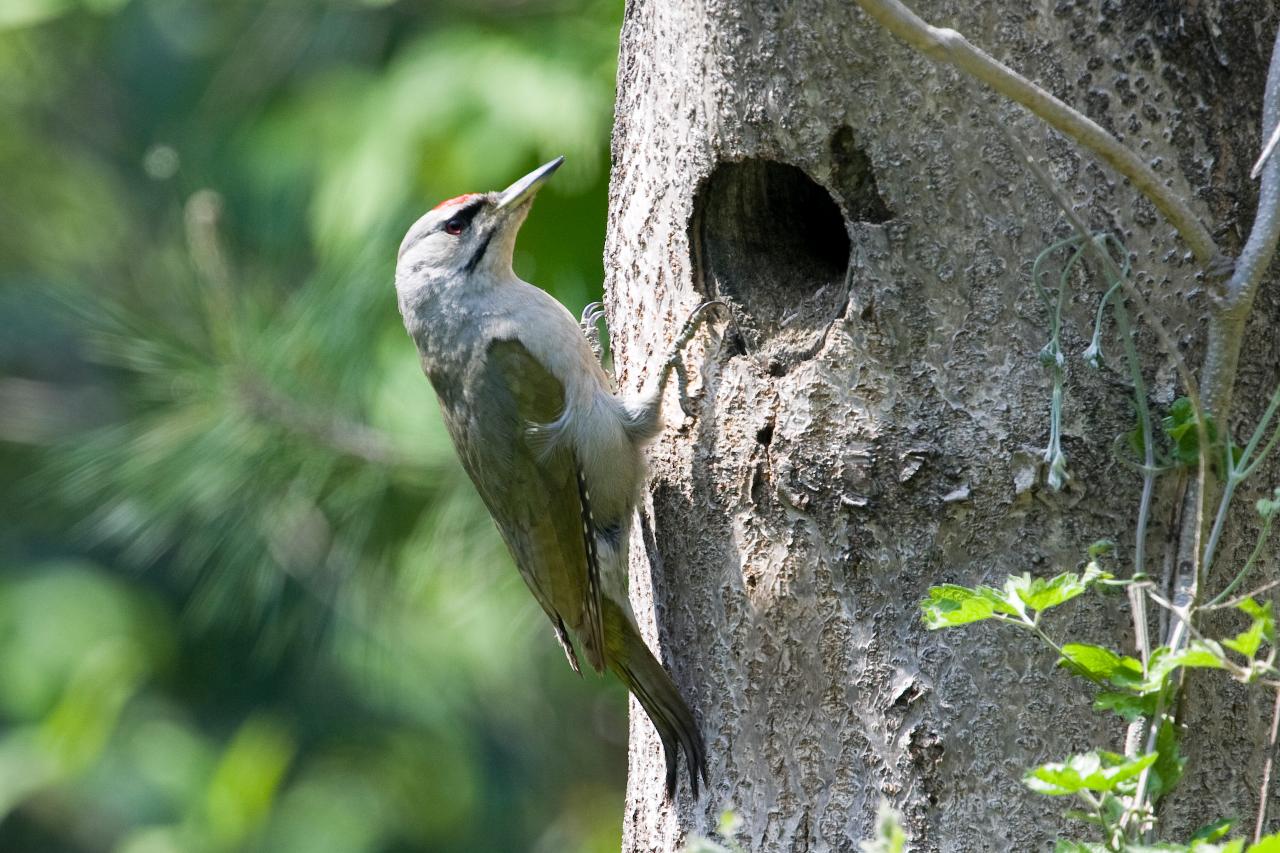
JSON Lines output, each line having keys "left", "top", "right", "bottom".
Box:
{"left": 395, "top": 156, "right": 563, "bottom": 294}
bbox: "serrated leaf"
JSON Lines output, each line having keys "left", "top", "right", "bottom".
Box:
{"left": 1094, "top": 690, "right": 1156, "bottom": 722}
{"left": 1058, "top": 644, "right": 1144, "bottom": 687}
{"left": 1024, "top": 751, "right": 1158, "bottom": 796}
{"left": 1240, "top": 598, "right": 1271, "bottom": 621}
{"left": 1225, "top": 599, "right": 1276, "bottom": 660}
{"left": 921, "top": 566, "right": 1115, "bottom": 629}
{"left": 1142, "top": 642, "right": 1227, "bottom": 692}
{"left": 920, "top": 585, "right": 1012, "bottom": 629}
{"left": 1011, "top": 569, "right": 1110, "bottom": 613}
{"left": 1058, "top": 643, "right": 1118, "bottom": 682}
{"left": 1020, "top": 574, "right": 1070, "bottom": 611}
{"left": 1224, "top": 622, "right": 1266, "bottom": 659}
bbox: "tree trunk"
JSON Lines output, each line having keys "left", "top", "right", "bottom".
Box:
{"left": 604, "top": 0, "right": 1280, "bottom": 850}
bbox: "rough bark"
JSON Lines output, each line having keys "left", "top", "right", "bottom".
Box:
{"left": 603, "top": 1, "right": 1280, "bottom": 850}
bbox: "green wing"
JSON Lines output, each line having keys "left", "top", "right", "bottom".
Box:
{"left": 436, "top": 337, "right": 605, "bottom": 673}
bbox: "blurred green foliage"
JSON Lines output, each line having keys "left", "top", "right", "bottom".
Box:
{"left": 0, "top": 1, "right": 626, "bottom": 850}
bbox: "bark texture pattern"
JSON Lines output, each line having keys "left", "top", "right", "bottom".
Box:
{"left": 604, "top": 1, "right": 1280, "bottom": 850}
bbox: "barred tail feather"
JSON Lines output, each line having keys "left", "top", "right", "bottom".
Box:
{"left": 604, "top": 601, "right": 707, "bottom": 800}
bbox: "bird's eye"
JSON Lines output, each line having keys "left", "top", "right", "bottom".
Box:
{"left": 444, "top": 218, "right": 465, "bottom": 236}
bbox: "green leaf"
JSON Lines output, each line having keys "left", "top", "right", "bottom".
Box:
{"left": 1240, "top": 598, "right": 1272, "bottom": 622}
{"left": 1024, "top": 751, "right": 1157, "bottom": 796}
{"left": 1198, "top": 843, "right": 1246, "bottom": 853}
{"left": 1163, "top": 397, "right": 1214, "bottom": 466}
{"left": 1012, "top": 568, "right": 1112, "bottom": 613}
{"left": 1225, "top": 622, "right": 1266, "bottom": 659}
{"left": 1248, "top": 834, "right": 1280, "bottom": 853}
{"left": 1171, "top": 642, "right": 1229, "bottom": 670}
{"left": 1224, "top": 599, "right": 1275, "bottom": 660}
{"left": 1058, "top": 643, "right": 1120, "bottom": 682}
{"left": 1147, "top": 719, "right": 1186, "bottom": 802}
{"left": 1190, "top": 819, "right": 1234, "bottom": 844}
{"left": 1058, "top": 644, "right": 1144, "bottom": 688}
{"left": 1094, "top": 691, "right": 1156, "bottom": 722}
{"left": 921, "top": 566, "right": 1115, "bottom": 629}
{"left": 920, "top": 584, "right": 1016, "bottom": 629}
{"left": 1054, "top": 842, "right": 1110, "bottom": 853}
{"left": 1141, "top": 642, "right": 1227, "bottom": 692}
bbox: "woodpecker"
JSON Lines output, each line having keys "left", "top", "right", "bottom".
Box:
{"left": 394, "top": 157, "right": 722, "bottom": 798}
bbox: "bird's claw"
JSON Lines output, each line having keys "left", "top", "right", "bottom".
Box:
{"left": 580, "top": 301, "right": 605, "bottom": 326}
{"left": 673, "top": 359, "right": 700, "bottom": 418}
{"left": 661, "top": 299, "right": 736, "bottom": 422}
{"left": 580, "top": 301, "right": 607, "bottom": 364}
{"left": 683, "top": 300, "right": 731, "bottom": 334}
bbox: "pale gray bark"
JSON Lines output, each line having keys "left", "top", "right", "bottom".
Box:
{"left": 604, "top": 1, "right": 1280, "bottom": 850}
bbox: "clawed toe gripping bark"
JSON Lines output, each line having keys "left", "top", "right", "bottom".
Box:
{"left": 580, "top": 300, "right": 607, "bottom": 364}
{"left": 655, "top": 299, "right": 733, "bottom": 418}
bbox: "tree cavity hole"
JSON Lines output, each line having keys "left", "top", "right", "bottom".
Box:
{"left": 691, "top": 159, "right": 853, "bottom": 348}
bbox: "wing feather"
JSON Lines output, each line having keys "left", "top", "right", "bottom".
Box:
{"left": 435, "top": 336, "right": 606, "bottom": 673}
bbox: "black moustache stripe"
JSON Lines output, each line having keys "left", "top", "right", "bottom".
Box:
{"left": 462, "top": 232, "right": 494, "bottom": 273}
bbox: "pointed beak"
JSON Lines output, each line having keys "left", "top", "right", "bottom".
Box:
{"left": 495, "top": 156, "right": 564, "bottom": 211}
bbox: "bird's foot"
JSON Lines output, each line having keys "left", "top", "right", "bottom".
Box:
{"left": 660, "top": 300, "right": 735, "bottom": 418}
{"left": 580, "top": 301, "right": 607, "bottom": 365}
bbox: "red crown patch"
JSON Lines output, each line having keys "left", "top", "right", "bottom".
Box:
{"left": 431, "top": 193, "right": 481, "bottom": 212}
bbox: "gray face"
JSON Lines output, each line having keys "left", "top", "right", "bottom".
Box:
{"left": 394, "top": 192, "right": 539, "bottom": 296}
{"left": 396, "top": 193, "right": 498, "bottom": 273}
{"left": 394, "top": 157, "right": 563, "bottom": 294}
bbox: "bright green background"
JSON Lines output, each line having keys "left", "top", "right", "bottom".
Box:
{"left": 0, "top": 1, "right": 626, "bottom": 850}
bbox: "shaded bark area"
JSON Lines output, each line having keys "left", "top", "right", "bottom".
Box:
{"left": 603, "top": 1, "right": 1280, "bottom": 850}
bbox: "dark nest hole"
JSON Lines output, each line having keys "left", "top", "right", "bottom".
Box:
{"left": 690, "top": 147, "right": 889, "bottom": 364}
